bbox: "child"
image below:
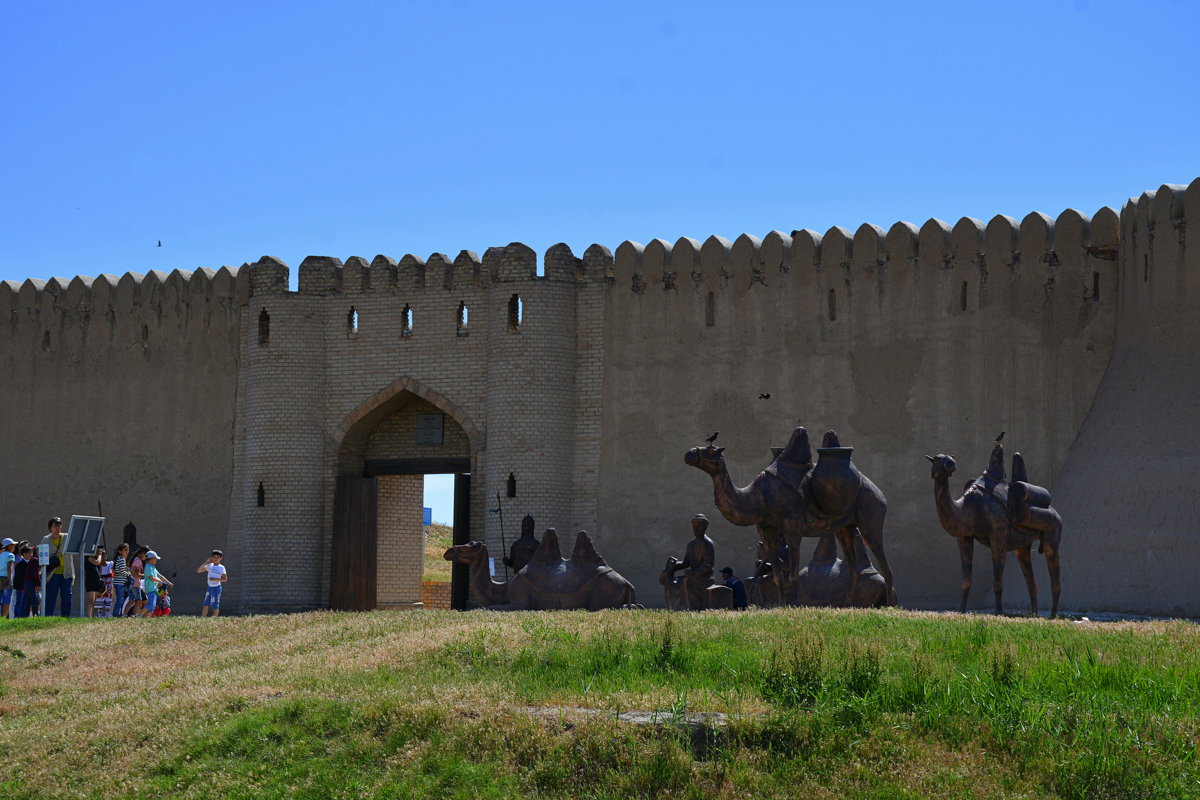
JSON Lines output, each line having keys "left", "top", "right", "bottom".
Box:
{"left": 0, "top": 538, "right": 15, "bottom": 619}
{"left": 151, "top": 584, "right": 171, "bottom": 617}
{"left": 140, "top": 551, "right": 174, "bottom": 617}
{"left": 14, "top": 545, "right": 39, "bottom": 618}
{"left": 196, "top": 550, "right": 227, "bottom": 617}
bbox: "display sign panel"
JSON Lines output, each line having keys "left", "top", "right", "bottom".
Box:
{"left": 415, "top": 414, "right": 444, "bottom": 446}
{"left": 65, "top": 516, "right": 106, "bottom": 555}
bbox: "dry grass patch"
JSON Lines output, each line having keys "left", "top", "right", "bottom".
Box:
{"left": 422, "top": 523, "right": 454, "bottom": 582}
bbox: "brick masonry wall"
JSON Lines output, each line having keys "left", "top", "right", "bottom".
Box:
{"left": 421, "top": 580, "right": 452, "bottom": 610}
{"left": 376, "top": 474, "right": 423, "bottom": 607}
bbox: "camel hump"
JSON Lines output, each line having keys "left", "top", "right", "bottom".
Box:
{"left": 781, "top": 426, "right": 812, "bottom": 464}
{"left": 529, "top": 528, "right": 563, "bottom": 566}
{"left": 570, "top": 530, "right": 607, "bottom": 570}
{"left": 985, "top": 443, "right": 1006, "bottom": 482}
{"left": 1011, "top": 452, "right": 1028, "bottom": 484}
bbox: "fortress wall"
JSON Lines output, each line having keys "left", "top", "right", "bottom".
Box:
{"left": 0, "top": 267, "right": 244, "bottom": 614}
{"left": 235, "top": 257, "right": 330, "bottom": 612}
{"left": 481, "top": 244, "right": 581, "bottom": 561}
{"left": 229, "top": 245, "right": 602, "bottom": 609}
{"left": 1050, "top": 179, "right": 1200, "bottom": 616}
{"left": 596, "top": 204, "right": 1118, "bottom": 609}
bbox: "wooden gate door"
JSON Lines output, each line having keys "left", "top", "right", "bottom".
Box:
{"left": 330, "top": 475, "right": 378, "bottom": 611}
{"left": 451, "top": 473, "right": 471, "bottom": 611}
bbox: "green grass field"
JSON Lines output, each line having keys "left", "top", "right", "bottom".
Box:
{"left": 423, "top": 523, "right": 455, "bottom": 582}
{"left": 1, "top": 608, "right": 1196, "bottom": 799}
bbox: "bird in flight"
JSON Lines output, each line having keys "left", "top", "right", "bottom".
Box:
{"left": 704, "top": 432, "right": 720, "bottom": 445}
{"left": 758, "top": 393, "right": 771, "bottom": 400}
{"left": 157, "top": 240, "right": 162, "bottom": 247}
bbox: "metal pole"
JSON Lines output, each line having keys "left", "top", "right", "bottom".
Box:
{"left": 39, "top": 564, "right": 46, "bottom": 617}
{"left": 494, "top": 492, "right": 509, "bottom": 581}
{"left": 78, "top": 553, "right": 85, "bottom": 618}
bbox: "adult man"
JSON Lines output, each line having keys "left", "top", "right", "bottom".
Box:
{"left": 0, "top": 538, "right": 16, "bottom": 618}
{"left": 40, "top": 517, "right": 74, "bottom": 616}
{"left": 197, "top": 550, "right": 228, "bottom": 617}
{"left": 720, "top": 566, "right": 748, "bottom": 610}
{"left": 677, "top": 514, "right": 716, "bottom": 610}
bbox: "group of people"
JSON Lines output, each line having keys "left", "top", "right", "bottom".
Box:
{"left": 0, "top": 517, "right": 229, "bottom": 619}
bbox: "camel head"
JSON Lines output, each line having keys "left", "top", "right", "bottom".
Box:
{"left": 659, "top": 556, "right": 681, "bottom": 583}
{"left": 443, "top": 541, "right": 488, "bottom": 565}
{"left": 925, "top": 454, "right": 957, "bottom": 481}
{"left": 684, "top": 444, "right": 726, "bottom": 474}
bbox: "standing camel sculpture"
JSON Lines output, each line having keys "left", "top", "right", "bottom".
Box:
{"left": 927, "top": 443, "right": 1063, "bottom": 618}
{"left": 684, "top": 425, "right": 895, "bottom": 606}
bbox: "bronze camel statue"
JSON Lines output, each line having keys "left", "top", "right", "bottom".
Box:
{"left": 685, "top": 425, "right": 895, "bottom": 606}
{"left": 927, "top": 445, "right": 1063, "bottom": 618}
{"left": 444, "top": 528, "right": 640, "bottom": 611}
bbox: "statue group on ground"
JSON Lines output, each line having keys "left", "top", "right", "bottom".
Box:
{"left": 442, "top": 421, "right": 1063, "bottom": 617}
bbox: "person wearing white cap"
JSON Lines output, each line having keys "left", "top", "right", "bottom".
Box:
{"left": 0, "top": 538, "right": 16, "bottom": 618}
{"left": 139, "top": 551, "right": 174, "bottom": 617}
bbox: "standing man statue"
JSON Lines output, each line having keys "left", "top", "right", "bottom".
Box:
{"left": 676, "top": 514, "right": 716, "bottom": 610}
{"left": 41, "top": 517, "right": 74, "bottom": 616}
{"left": 503, "top": 514, "right": 540, "bottom": 574}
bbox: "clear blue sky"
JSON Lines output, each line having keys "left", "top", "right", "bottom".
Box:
{"left": 4, "top": 0, "right": 1197, "bottom": 523}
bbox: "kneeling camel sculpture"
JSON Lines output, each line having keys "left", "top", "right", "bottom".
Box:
{"left": 444, "top": 528, "right": 640, "bottom": 611}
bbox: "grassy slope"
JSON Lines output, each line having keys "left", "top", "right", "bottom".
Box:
{"left": 0, "top": 609, "right": 1197, "bottom": 799}
{"left": 423, "top": 523, "right": 454, "bottom": 582}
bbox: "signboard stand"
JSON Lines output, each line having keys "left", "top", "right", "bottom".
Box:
{"left": 37, "top": 543, "right": 49, "bottom": 617}
{"left": 64, "top": 516, "right": 105, "bottom": 618}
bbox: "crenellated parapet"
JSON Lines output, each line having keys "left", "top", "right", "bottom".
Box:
{"left": 601, "top": 202, "right": 1125, "bottom": 333}
{"left": 1, "top": 263, "right": 250, "bottom": 326}
{"left": 7, "top": 177, "right": 1198, "bottom": 340}
{"left": 1117, "top": 179, "right": 1200, "bottom": 341}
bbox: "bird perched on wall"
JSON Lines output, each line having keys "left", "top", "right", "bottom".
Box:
{"left": 758, "top": 393, "right": 771, "bottom": 400}
{"left": 704, "top": 432, "right": 719, "bottom": 445}
{"left": 995, "top": 431, "right": 1005, "bottom": 444}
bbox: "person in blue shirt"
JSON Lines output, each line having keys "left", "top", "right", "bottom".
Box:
{"left": 0, "top": 538, "right": 16, "bottom": 618}
{"left": 720, "top": 567, "right": 748, "bottom": 610}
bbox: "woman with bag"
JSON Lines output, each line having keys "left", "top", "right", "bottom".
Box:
{"left": 83, "top": 547, "right": 106, "bottom": 618}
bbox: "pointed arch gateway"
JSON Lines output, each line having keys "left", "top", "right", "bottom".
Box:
{"left": 330, "top": 377, "right": 479, "bottom": 612}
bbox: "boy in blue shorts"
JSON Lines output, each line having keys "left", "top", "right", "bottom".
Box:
{"left": 139, "top": 551, "right": 174, "bottom": 617}
{"left": 197, "top": 550, "right": 227, "bottom": 617}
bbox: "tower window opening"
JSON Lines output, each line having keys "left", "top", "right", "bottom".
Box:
{"left": 960, "top": 281, "right": 968, "bottom": 312}
{"left": 258, "top": 309, "right": 269, "bottom": 345}
{"left": 348, "top": 307, "right": 359, "bottom": 335}
{"left": 142, "top": 323, "right": 150, "bottom": 347}
{"left": 257, "top": 482, "right": 265, "bottom": 507}
{"left": 41, "top": 330, "right": 50, "bottom": 352}
{"left": 507, "top": 472, "right": 517, "bottom": 498}
{"left": 705, "top": 291, "right": 715, "bottom": 327}
{"left": 827, "top": 288, "right": 837, "bottom": 321}
{"left": 457, "top": 301, "right": 469, "bottom": 336}
{"left": 1093, "top": 271, "right": 1100, "bottom": 301}
{"left": 1143, "top": 254, "right": 1149, "bottom": 282}
{"left": 508, "top": 294, "right": 522, "bottom": 331}
{"left": 402, "top": 305, "right": 413, "bottom": 337}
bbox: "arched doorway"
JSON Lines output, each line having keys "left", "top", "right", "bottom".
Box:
{"left": 331, "top": 380, "right": 478, "bottom": 611}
